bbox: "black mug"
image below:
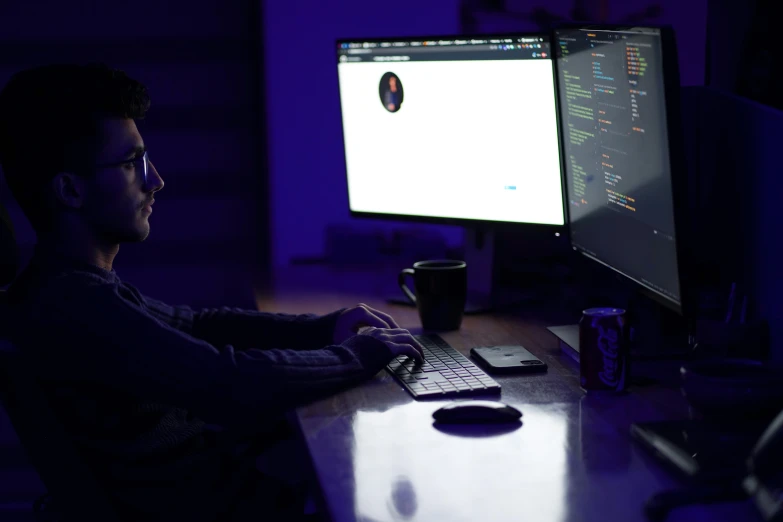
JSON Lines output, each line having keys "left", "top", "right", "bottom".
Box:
{"left": 398, "top": 260, "right": 467, "bottom": 331}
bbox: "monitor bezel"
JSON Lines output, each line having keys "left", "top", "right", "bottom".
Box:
{"left": 552, "top": 24, "right": 693, "bottom": 318}
{"left": 335, "top": 32, "right": 569, "bottom": 232}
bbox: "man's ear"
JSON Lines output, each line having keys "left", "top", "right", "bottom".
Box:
{"left": 51, "top": 172, "right": 86, "bottom": 209}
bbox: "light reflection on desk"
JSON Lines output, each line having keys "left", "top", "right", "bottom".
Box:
{"left": 352, "top": 401, "right": 567, "bottom": 522}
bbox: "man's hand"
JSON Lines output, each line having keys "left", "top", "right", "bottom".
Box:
{"left": 357, "top": 327, "right": 424, "bottom": 362}
{"left": 333, "top": 304, "right": 424, "bottom": 361}
{"left": 333, "top": 303, "right": 400, "bottom": 344}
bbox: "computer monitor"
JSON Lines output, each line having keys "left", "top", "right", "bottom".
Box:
{"left": 336, "top": 34, "right": 565, "bottom": 227}
{"left": 553, "top": 26, "right": 689, "bottom": 315}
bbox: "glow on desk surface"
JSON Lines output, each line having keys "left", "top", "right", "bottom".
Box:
{"left": 300, "top": 397, "right": 687, "bottom": 522}
{"left": 353, "top": 401, "right": 568, "bottom": 522}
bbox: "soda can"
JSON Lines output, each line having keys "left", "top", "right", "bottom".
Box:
{"left": 579, "top": 308, "right": 629, "bottom": 392}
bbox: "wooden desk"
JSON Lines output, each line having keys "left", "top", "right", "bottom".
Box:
{"left": 257, "top": 266, "right": 758, "bottom": 522}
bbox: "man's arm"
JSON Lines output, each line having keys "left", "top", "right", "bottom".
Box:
{"left": 15, "top": 277, "right": 394, "bottom": 426}
{"left": 191, "top": 307, "right": 343, "bottom": 352}
{"left": 126, "top": 283, "right": 341, "bottom": 351}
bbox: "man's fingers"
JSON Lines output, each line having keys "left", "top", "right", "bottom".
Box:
{"left": 383, "top": 332, "right": 423, "bottom": 353}
{"left": 389, "top": 342, "right": 423, "bottom": 362}
{"left": 350, "top": 306, "right": 390, "bottom": 330}
{"left": 389, "top": 334, "right": 424, "bottom": 360}
{"left": 360, "top": 304, "right": 401, "bottom": 329}
{"left": 387, "top": 330, "right": 425, "bottom": 356}
{"left": 363, "top": 328, "right": 423, "bottom": 356}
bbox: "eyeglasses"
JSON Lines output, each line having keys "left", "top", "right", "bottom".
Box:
{"left": 93, "top": 151, "right": 149, "bottom": 185}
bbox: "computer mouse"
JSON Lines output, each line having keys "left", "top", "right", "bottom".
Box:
{"left": 432, "top": 400, "right": 522, "bottom": 424}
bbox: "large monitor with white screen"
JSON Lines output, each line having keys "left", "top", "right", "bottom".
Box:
{"left": 337, "top": 34, "right": 566, "bottom": 227}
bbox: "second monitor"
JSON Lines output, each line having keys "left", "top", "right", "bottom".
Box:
{"left": 554, "top": 26, "right": 687, "bottom": 315}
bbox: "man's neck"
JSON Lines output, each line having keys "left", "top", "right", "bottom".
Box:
{"left": 37, "top": 236, "right": 119, "bottom": 272}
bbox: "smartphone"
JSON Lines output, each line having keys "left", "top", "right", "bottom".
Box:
{"left": 470, "top": 345, "right": 548, "bottom": 374}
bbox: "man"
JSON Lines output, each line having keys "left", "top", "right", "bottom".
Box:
{"left": 0, "top": 64, "right": 423, "bottom": 521}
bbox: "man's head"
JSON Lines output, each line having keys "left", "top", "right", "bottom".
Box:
{"left": 389, "top": 76, "right": 397, "bottom": 92}
{"left": 0, "top": 63, "right": 164, "bottom": 244}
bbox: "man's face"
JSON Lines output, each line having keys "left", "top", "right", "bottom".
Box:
{"left": 81, "top": 118, "right": 164, "bottom": 243}
{"left": 389, "top": 76, "right": 397, "bottom": 92}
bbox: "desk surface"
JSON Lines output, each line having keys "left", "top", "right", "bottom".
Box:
{"left": 258, "top": 265, "right": 757, "bottom": 522}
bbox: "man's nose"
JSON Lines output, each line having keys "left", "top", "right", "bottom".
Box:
{"left": 146, "top": 161, "right": 164, "bottom": 192}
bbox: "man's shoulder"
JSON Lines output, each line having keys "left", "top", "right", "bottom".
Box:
{"left": 9, "top": 264, "right": 117, "bottom": 309}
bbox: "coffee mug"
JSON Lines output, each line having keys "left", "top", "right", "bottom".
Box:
{"left": 398, "top": 260, "right": 467, "bottom": 331}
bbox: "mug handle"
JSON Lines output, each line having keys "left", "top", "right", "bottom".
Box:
{"left": 398, "top": 268, "right": 417, "bottom": 305}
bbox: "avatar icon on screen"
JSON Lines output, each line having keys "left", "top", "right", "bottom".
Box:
{"left": 379, "top": 72, "right": 404, "bottom": 113}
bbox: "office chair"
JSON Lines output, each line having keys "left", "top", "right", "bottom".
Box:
{"left": 0, "top": 202, "right": 120, "bottom": 522}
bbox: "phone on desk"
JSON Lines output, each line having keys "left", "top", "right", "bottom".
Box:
{"left": 470, "top": 345, "right": 548, "bottom": 374}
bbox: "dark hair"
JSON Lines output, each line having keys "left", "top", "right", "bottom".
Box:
{"left": 0, "top": 63, "right": 150, "bottom": 233}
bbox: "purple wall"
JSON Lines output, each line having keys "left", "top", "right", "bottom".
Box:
{"left": 264, "top": 0, "right": 464, "bottom": 268}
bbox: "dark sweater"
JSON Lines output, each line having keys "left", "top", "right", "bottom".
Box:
{"left": 7, "top": 248, "right": 393, "bottom": 520}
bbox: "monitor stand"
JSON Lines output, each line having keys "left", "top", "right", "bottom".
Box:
{"left": 386, "top": 226, "right": 533, "bottom": 315}
{"left": 462, "top": 226, "right": 500, "bottom": 314}
{"left": 547, "top": 324, "right": 581, "bottom": 362}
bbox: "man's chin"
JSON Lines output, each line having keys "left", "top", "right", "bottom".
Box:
{"left": 116, "top": 224, "right": 151, "bottom": 243}
{"left": 135, "top": 223, "right": 151, "bottom": 242}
